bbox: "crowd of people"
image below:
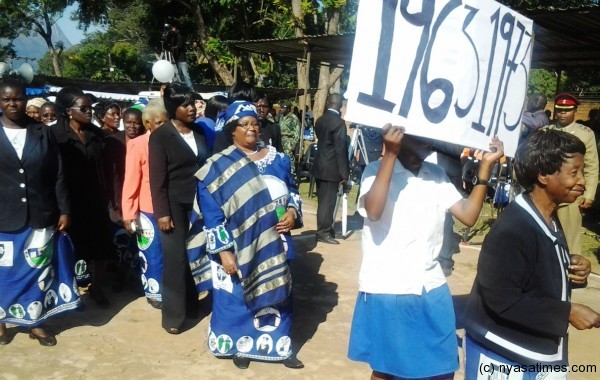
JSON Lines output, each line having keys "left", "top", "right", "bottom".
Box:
{"left": 1, "top": 73, "right": 600, "bottom": 378}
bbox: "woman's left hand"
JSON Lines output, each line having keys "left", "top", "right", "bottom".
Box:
{"left": 569, "top": 255, "right": 591, "bottom": 285}
{"left": 275, "top": 209, "right": 296, "bottom": 234}
{"left": 56, "top": 215, "right": 70, "bottom": 232}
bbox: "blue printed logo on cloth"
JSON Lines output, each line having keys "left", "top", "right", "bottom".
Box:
{"left": 208, "top": 331, "right": 218, "bottom": 352}
{"left": 256, "top": 334, "right": 273, "bottom": 355}
{"left": 44, "top": 289, "right": 58, "bottom": 308}
{"left": 0, "top": 242, "right": 14, "bottom": 267}
{"left": 253, "top": 307, "right": 281, "bottom": 332}
{"left": 0, "top": 307, "right": 6, "bottom": 319}
{"left": 23, "top": 228, "right": 54, "bottom": 268}
{"left": 217, "top": 334, "right": 233, "bottom": 354}
{"left": 37, "top": 265, "right": 55, "bottom": 291}
{"left": 24, "top": 242, "right": 53, "bottom": 268}
{"left": 59, "top": 283, "right": 73, "bottom": 302}
{"left": 9, "top": 304, "right": 26, "bottom": 319}
{"left": 236, "top": 336, "right": 254, "bottom": 353}
{"left": 74, "top": 260, "right": 88, "bottom": 276}
{"left": 139, "top": 252, "right": 148, "bottom": 273}
{"left": 147, "top": 278, "right": 159, "bottom": 294}
{"left": 27, "top": 301, "right": 43, "bottom": 320}
{"left": 276, "top": 336, "right": 291, "bottom": 357}
{"left": 137, "top": 214, "right": 154, "bottom": 250}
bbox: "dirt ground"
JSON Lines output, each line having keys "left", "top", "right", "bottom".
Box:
{"left": 1, "top": 202, "right": 599, "bottom": 380}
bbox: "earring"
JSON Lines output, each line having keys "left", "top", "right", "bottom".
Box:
{"left": 69, "top": 115, "right": 73, "bottom": 119}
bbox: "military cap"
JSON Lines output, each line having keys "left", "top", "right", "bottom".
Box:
{"left": 554, "top": 93, "right": 579, "bottom": 109}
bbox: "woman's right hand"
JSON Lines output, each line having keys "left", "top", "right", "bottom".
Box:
{"left": 381, "top": 124, "right": 405, "bottom": 157}
{"left": 124, "top": 219, "right": 137, "bottom": 234}
{"left": 219, "top": 250, "right": 238, "bottom": 276}
{"left": 157, "top": 216, "right": 174, "bottom": 232}
{"left": 569, "top": 303, "right": 600, "bottom": 329}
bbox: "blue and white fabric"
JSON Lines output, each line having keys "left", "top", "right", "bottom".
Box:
{"left": 0, "top": 228, "right": 81, "bottom": 326}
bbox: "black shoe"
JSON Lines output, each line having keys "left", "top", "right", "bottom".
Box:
{"left": 0, "top": 333, "right": 10, "bottom": 345}
{"left": 29, "top": 331, "right": 57, "bottom": 347}
{"left": 233, "top": 355, "right": 250, "bottom": 369}
{"left": 88, "top": 286, "right": 110, "bottom": 308}
{"left": 147, "top": 298, "right": 162, "bottom": 309}
{"left": 164, "top": 327, "right": 181, "bottom": 335}
{"left": 317, "top": 235, "right": 340, "bottom": 245}
{"left": 283, "top": 357, "right": 304, "bottom": 369}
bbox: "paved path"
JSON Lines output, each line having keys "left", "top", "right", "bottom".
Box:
{"left": 1, "top": 204, "right": 599, "bottom": 379}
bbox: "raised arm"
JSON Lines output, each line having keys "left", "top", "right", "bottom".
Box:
{"left": 449, "top": 137, "right": 504, "bottom": 226}
{"left": 363, "top": 124, "right": 403, "bottom": 221}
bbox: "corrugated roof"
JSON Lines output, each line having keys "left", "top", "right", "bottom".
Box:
{"left": 227, "top": 5, "right": 600, "bottom": 70}
{"left": 523, "top": 4, "right": 600, "bottom": 69}
{"left": 226, "top": 34, "right": 354, "bottom": 67}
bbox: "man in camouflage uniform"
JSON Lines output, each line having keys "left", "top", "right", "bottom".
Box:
{"left": 279, "top": 102, "right": 301, "bottom": 175}
{"left": 547, "top": 93, "right": 599, "bottom": 254}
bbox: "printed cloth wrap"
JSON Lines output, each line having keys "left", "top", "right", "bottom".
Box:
{"left": 187, "top": 146, "right": 293, "bottom": 313}
{"left": 136, "top": 211, "right": 163, "bottom": 302}
{"left": 0, "top": 228, "right": 81, "bottom": 326}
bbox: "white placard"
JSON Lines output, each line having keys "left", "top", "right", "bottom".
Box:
{"left": 344, "top": 0, "right": 533, "bottom": 157}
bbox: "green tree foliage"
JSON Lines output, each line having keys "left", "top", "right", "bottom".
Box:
{"left": 528, "top": 69, "right": 559, "bottom": 97}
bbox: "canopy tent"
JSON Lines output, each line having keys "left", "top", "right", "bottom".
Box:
{"left": 27, "top": 75, "right": 311, "bottom": 102}
{"left": 226, "top": 5, "right": 600, "bottom": 71}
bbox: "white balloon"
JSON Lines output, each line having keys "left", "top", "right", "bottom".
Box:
{"left": 152, "top": 60, "right": 175, "bottom": 83}
{"left": 16, "top": 63, "right": 34, "bottom": 84}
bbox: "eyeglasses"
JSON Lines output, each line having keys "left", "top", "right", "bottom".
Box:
{"left": 70, "top": 106, "right": 92, "bottom": 113}
{"left": 237, "top": 122, "right": 260, "bottom": 129}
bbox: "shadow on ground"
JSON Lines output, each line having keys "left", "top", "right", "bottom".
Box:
{"left": 290, "top": 231, "right": 339, "bottom": 355}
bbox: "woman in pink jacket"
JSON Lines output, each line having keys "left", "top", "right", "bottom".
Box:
{"left": 121, "top": 99, "right": 168, "bottom": 309}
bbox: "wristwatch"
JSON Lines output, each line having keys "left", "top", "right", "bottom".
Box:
{"left": 472, "top": 176, "right": 489, "bottom": 186}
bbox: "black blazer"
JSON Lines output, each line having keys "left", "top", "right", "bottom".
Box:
{"left": 104, "top": 130, "right": 127, "bottom": 208}
{"left": 149, "top": 121, "right": 209, "bottom": 219}
{"left": 310, "top": 110, "right": 350, "bottom": 182}
{"left": 0, "top": 122, "right": 69, "bottom": 232}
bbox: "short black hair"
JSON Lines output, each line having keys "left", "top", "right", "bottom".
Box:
{"left": 122, "top": 107, "right": 142, "bottom": 120}
{"left": 204, "top": 95, "right": 230, "bottom": 121}
{"left": 514, "top": 129, "right": 586, "bottom": 192}
{"left": 228, "top": 82, "right": 256, "bottom": 102}
{"left": 94, "top": 100, "right": 121, "bottom": 120}
{"left": 163, "top": 82, "right": 195, "bottom": 119}
{"left": 0, "top": 78, "right": 26, "bottom": 95}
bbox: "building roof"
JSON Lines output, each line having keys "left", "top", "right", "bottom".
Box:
{"left": 226, "top": 5, "right": 600, "bottom": 70}
{"left": 524, "top": 4, "right": 600, "bottom": 69}
{"left": 226, "top": 34, "right": 354, "bottom": 67}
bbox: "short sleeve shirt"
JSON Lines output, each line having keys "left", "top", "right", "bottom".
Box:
{"left": 356, "top": 159, "right": 463, "bottom": 295}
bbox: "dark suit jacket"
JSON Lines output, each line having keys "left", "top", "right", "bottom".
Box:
{"left": 104, "top": 130, "right": 126, "bottom": 208}
{"left": 149, "top": 121, "right": 209, "bottom": 219}
{"left": 0, "top": 122, "right": 69, "bottom": 231}
{"left": 310, "top": 110, "right": 350, "bottom": 182}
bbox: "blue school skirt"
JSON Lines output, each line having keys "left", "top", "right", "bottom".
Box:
{"left": 348, "top": 284, "right": 458, "bottom": 378}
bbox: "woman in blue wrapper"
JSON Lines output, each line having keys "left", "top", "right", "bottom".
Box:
{"left": 0, "top": 79, "right": 81, "bottom": 346}
{"left": 188, "top": 101, "right": 304, "bottom": 369}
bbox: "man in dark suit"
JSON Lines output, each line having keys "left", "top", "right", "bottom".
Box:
{"left": 310, "top": 93, "right": 349, "bottom": 244}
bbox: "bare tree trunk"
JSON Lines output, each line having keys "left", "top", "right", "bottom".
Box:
{"left": 190, "top": 1, "right": 235, "bottom": 85}
{"left": 50, "top": 48, "right": 62, "bottom": 77}
{"left": 313, "top": 66, "right": 344, "bottom": 119}
{"left": 291, "top": 0, "right": 311, "bottom": 108}
{"left": 312, "top": 9, "right": 344, "bottom": 119}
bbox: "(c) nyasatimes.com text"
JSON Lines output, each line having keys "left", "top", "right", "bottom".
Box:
{"left": 479, "top": 362, "right": 597, "bottom": 376}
